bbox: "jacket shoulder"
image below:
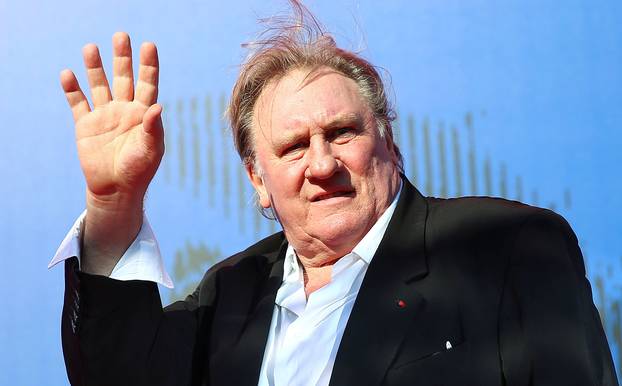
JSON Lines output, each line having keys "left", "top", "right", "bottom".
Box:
{"left": 425, "top": 195, "right": 570, "bottom": 238}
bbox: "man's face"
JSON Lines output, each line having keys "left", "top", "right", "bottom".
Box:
{"left": 248, "top": 67, "right": 401, "bottom": 258}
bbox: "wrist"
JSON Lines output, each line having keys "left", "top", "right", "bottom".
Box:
{"left": 82, "top": 190, "right": 145, "bottom": 275}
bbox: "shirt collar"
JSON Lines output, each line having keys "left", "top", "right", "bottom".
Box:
{"left": 282, "top": 182, "right": 402, "bottom": 282}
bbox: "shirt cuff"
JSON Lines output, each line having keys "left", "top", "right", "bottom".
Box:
{"left": 48, "top": 211, "right": 174, "bottom": 289}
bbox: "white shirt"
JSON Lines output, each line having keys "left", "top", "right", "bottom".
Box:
{"left": 48, "top": 210, "right": 173, "bottom": 288}
{"left": 48, "top": 188, "right": 400, "bottom": 386}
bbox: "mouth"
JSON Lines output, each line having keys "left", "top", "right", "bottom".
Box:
{"left": 310, "top": 189, "right": 355, "bottom": 202}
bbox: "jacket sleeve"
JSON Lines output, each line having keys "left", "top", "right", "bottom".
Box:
{"left": 499, "top": 210, "right": 618, "bottom": 386}
{"left": 61, "top": 256, "right": 215, "bottom": 386}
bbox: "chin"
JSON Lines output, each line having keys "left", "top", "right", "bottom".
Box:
{"left": 310, "top": 213, "right": 370, "bottom": 248}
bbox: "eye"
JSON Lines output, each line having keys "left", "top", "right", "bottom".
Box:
{"left": 282, "top": 141, "right": 308, "bottom": 157}
{"left": 331, "top": 126, "right": 357, "bottom": 143}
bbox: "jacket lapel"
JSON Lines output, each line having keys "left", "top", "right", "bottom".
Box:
{"left": 210, "top": 237, "right": 287, "bottom": 386}
{"left": 329, "top": 180, "right": 431, "bottom": 386}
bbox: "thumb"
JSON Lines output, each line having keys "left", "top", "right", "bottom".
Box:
{"left": 143, "top": 103, "right": 163, "bottom": 135}
{"left": 142, "top": 103, "right": 164, "bottom": 147}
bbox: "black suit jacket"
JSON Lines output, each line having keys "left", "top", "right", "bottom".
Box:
{"left": 61, "top": 180, "right": 618, "bottom": 386}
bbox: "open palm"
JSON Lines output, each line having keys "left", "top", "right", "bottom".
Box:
{"left": 61, "top": 32, "right": 164, "bottom": 201}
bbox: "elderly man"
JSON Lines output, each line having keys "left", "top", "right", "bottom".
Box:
{"left": 51, "top": 7, "right": 617, "bottom": 386}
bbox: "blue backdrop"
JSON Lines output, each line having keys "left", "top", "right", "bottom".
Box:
{"left": 1, "top": 0, "right": 621, "bottom": 384}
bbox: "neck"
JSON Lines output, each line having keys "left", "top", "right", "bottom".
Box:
{"left": 302, "top": 264, "right": 333, "bottom": 297}
{"left": 295, "top": 246, "right": 342, "bottom": 296}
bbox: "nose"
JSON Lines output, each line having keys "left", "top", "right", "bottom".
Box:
{"left": 305, "top": 140, "right": 339, "bottom": 179}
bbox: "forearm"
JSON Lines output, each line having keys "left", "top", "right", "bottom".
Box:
{"left": 62, "top": 258, "right": 196, "bottom": 386}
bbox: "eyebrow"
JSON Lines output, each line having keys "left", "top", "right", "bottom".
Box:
{"left": 321, "top": 112, "right": 363, "bottom": 129}
{"left": 275, "top": 112, "right": 365, "bottom": 148}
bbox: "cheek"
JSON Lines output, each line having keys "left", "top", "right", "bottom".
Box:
{"left": 349, "top": 143, "right": 394, "bottom": 194}
{"left": 264, "top": 161, "right": 307, "bottom": 198}
{"left": 345, "top": 143, "right": 380, "bottom": 175}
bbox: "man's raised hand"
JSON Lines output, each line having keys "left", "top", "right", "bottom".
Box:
{"left": 60, "top": 32, "right": 164, "bottom": 275}
{"left": 61, "top": 32, "right": 163, "bottom": 204}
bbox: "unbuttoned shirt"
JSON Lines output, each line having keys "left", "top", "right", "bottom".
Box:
{"left": 49, "top": 189, "right": 400, "bottom": 386}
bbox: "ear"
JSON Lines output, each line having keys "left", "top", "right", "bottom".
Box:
{"left": 245, "top": 162, "right": 271, "bottom": 208}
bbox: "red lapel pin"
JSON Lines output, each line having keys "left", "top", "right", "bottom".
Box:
{"left": 396, "top": 299, "right": 406, "bottom": 308}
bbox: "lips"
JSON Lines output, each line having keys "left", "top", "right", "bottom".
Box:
{"left": 310, "top": 189, "right": 355, "bottom": 202}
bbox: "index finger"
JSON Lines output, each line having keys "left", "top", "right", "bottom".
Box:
{"left": 134, "top": 42, "right": 159, "bottom": 106}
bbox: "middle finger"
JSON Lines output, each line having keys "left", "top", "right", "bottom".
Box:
{"left": 112, "top": 32, "right": 134, "bottom": 101}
